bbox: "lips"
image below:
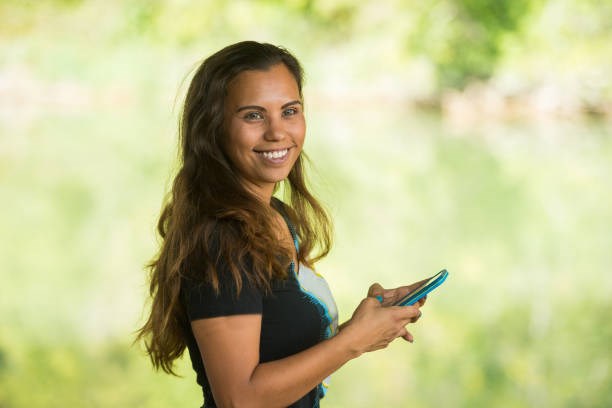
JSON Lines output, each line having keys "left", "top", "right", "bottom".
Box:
{"left": 257, "top": 148, "right": 288, "bottom": 159}
{"left": 253, "top": 147, "right": 293, "bottom": 162}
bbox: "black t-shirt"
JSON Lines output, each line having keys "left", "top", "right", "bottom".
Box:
{"left": 181, "top": 262, "right": 329, "bottom": 408}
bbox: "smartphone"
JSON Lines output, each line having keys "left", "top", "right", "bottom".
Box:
{"left": 393, "top": 269, "right": 449, "bottom": 306}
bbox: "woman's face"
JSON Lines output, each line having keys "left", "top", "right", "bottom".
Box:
{"left": 223, "top": 63, "right": 305, "bottom": 201}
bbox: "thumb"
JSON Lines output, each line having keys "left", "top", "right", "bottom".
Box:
{"left": 367, "top": 282, "right": 385, "bottom": 297}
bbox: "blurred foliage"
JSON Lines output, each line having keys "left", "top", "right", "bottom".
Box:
{"left": 1, "top": 0, "right": 612, "bottom": 407}
{"left": 2, "top": 0, "right": 611, "bottom": 94}
{"left": 409, "top": 0, "right": 537, "bottom": 88}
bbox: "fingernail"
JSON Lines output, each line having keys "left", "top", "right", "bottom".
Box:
{"left": 375, "top": 295, "right": 383, "bottom": 303}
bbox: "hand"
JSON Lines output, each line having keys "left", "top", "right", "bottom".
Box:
{"left": 367, "top": 281, "right": 429, "bottom": 307}
{"left": 339, "top": 297, "right": 422, "bottom": 355}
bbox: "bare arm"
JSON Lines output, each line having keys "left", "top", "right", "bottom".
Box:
{"left": 192, "top": 297, "right": 421, "bottom": 408}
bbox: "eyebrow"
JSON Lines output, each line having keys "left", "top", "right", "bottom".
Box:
{"left": 235, "top": 100, "right": 302, "bottom": 113}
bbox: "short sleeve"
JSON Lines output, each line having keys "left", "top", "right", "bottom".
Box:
{"left": 181, "top": 263, "right": 263, "bottom": 321}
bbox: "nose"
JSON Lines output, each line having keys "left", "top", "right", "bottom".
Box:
{"left": 263, "top": 116, "right": 286, "bottom": 141}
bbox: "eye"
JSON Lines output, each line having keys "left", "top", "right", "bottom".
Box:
{"left": 282, "top": 106, "right": 300, "bottom": 117}
{"left": 244, "top": 111, "right": 264, "bottom": 121}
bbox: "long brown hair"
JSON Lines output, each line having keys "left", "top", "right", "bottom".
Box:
{"left": 136, "top": 41, "right": 333, "bottom": 375}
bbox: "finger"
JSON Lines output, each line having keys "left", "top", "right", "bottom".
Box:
{"left": 368, "top": 282, "right": 385, "bottom": 297}
{"left": 402, "top": 330, "right": 414, "bottom": 343}
{"left": 361, "top": 296, "right": 382, "bottom": 308}
{"left": 411, "top": 309, "right": 423, "bottom": 323}
{"left": 417, "top": 295, "right": 427, "bottom": 307}
{"left": 390, "top": 305, "right": 421, "bottom": 321}
{"left": 396, "top": 326, "right": 414, "bottom": 342}
{"left": 406, "top": 278, "right": 429, "bottom": 292}
{"left": 391, "top": 285, "right": 411, "bottom": 300}
{"left": 382, "top": 288, "right": 398, "bottom": 303}
{"left": 392, "top": 284, "right": 422, "bottom": 301}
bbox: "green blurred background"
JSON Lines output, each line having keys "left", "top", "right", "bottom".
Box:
{"left": 1, "top": 0, "right": 611, "bottom": 406}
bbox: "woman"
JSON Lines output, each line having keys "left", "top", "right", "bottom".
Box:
{"left": 137, "top": 41, "right": 426, "bottom": 408}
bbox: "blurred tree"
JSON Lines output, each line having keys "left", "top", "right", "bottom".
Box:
{"left": 0, "top": 0, "right": 83, "bottom": 37}
{"left": 113, "top": 0, "right": 357, "bottom": 47}
{"left": 409, "top": 0, "right": 538, "bottom": 89}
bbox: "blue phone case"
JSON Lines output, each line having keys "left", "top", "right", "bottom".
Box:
{"left": 395, "top": 269, "right": 449, "bottom": 306}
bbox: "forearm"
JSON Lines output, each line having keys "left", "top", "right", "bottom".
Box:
{"left": 338, "top": 320, "right": 350, "bottom": 332}
{"left": 200, "top": 299, "right": 421, "bottom": 407}
{"left": 242, "top": 331, "right": 359, "bottom": 408}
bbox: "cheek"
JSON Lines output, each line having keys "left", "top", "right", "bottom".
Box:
{"left": 227, "top": 124, "right": 256, "bottom": 150}
{"left": 223, "top": 128, "right": 253, "bottom": 170}
{"left": 293, "top": 120, "right": 306, "bottom": 147}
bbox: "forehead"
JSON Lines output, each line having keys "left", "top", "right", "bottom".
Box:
{"left": 225, "top": 64, "right": 300, "bottom": 106}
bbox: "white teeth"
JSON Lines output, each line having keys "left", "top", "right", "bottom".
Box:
{"left": 260, "top": 149, "right": 288, "bottom": 159}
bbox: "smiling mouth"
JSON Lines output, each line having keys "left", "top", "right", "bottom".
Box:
{"left": 254, "top": 148, "right": 290, "bottom": 160}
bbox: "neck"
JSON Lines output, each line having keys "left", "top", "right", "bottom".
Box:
{"left": 243, "top": 182, "right": 276, "bottom": 205}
